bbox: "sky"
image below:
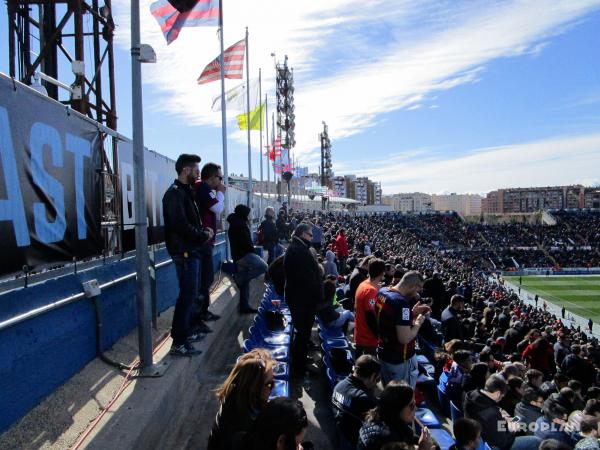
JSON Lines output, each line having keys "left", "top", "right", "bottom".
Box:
{"left": 2, "top": 0, "right": 600, "bottom": 195}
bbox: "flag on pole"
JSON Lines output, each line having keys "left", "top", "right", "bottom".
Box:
{"left": 269, "top": 138, "right": 281, "bottom": 161}
{"left": 211, "top": 79, "right": 259, "bottom": 112}
{"left": 197, "top": 39, "right": 245, "bottom": 85}
{"left": 237, "top": 102, "right": 265, "bottom": 130}
{"left": 150, "top": 0, "right": 219, "bottom": 45}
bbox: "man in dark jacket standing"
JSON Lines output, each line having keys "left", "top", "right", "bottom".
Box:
{"left": 284, "top": 222, "right": 323, "bottom": 376}
{"left": 259, "top": 206, "right": 278, "bottom": 264}
{"left": 441, "top": 294, "right": 465, "bottom": 343}
{"left": 163, "top": 154, "right": 213, "bottom": 356}
{"left": 423, "top": 271, "right": 446, "bottom": 320}
{"left": 227, "top": 204, "right": 268, "bottom": 313}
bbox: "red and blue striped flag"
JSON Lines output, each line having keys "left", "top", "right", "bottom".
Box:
{"left": 150, "top": 0, "right": 219, "bottom": 45}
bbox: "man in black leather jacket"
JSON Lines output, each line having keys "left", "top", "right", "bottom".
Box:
{"left": 163, "top": 154, "right": 213, "bottom": 356}
{"left": 284, "top": 222, "right": 323, "bottom": 376}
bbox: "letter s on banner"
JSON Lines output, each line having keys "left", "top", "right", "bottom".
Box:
{"left": 30, "top": 122, "right": 66, "bottom": 244}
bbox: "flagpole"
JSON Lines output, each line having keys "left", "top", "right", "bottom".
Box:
{"left": 258, "top": 68, "right": 263, "bottom": 215}
{"left": 244, "top": 27, "right": 252, "bottom": 207}
{"left": 131, "top": 0, "right": 158, "bottom": 374}
{"left": 265, "top": 93, "right": 270, "bottom": 201}
{"left": 218, "top": 0, "right": 230, "bottom": 227}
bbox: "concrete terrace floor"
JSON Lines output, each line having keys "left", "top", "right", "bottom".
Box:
{"left": 0, "top": 272, "right": 337, "bottom": 450}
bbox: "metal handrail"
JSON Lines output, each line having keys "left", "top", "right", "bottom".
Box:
{"left": 0, "top": 259, "right": 173, "bottom": 332}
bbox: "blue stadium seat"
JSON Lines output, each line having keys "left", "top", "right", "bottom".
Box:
{"left": 273, "top": 361, "right": 289, "bottom": 380}
{"left": 243, "top": 339, "right": 289, "bottom": 361}
{"left": 437, "top": 385, "right": 451, "bottom": 416}
{"left": 253, "top": 315, "right": 292, "bottom": 335}
{"left": 416, "top": 354, "right": 431, "bottom": 365}
{"left": 420, "top": 363, "right": 435, "bottom": 376}
{"left": 249, "top": 325, "right": 291, "bottom": 346}
{"left": 269, "top": 379, "right": 289, "bottom": 399}
{"left": 415, "top": 407, "right": 441, "bottom": 429}
{"left": 258, "top": 305, "right": 291, "bottom": 319}
{"left": 477, "top": 439, "right": 492, "bottom": 450}
{"left": 429, "top": 429, "right": 456, "bottom": 450}
{"left": 321, "top": 337, "right": 349, "bottom": 352}
{"left": 318, "top": 325, "right": 346, "bottom": 340}
{"left": 450, "top": 400, "right": 463, "bottom": 422}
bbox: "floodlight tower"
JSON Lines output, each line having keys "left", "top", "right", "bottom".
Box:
{"left": 320, "top": 121, "right": 332, "bottom": 209}
{"left": 6, "top": 0, "right": 117, "bottom": 129}
{"left": 275, "top": 55, "right": 295, "bottom": 205}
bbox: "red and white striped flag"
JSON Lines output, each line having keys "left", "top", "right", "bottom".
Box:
{"left": 197, "top": 39, "right": 245, "bottom": 85}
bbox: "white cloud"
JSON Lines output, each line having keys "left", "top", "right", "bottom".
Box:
{"left": 352, "top": 133, "right": 600, "bottom": 194}
{"left": 112, "top": 0, "right": 600, "bottom": 168}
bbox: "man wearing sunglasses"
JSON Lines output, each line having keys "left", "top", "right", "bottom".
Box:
{"left": 191, "top": 163, "right": 226, "bottom": 330}
{"left": 284, "top": 222, "right": 323, "bottom": 377}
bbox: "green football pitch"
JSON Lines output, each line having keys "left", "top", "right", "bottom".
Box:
{"left": 506, "top": 275, "right": 600, "bottom": 324}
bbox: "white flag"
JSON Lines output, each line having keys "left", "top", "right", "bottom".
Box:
{"left": 211, "top": 78, "right": 259, "bottom": 112}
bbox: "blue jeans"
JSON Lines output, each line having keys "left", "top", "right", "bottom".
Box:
{"left": 171, "top": 254, "right": 200, "bottom": 346}
{"left": 380, "top": 354, "right": 419, "bottom": 388}
{"left": 235, "top": 253, "right": 268, "bottom": 309}
{"left": 327, "top": 308, "right": 355, "bottom": 329}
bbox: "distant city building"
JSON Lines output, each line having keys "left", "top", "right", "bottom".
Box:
{"left": 481, "top": 185, "right": 598, "bottom": 213}
{"left": 382, "top": 193, "right": 433, "bottom": 213}
{"left": 431, "top": 193, "right": 482, "bottom": 216}
{"left": 355, "top": 177, "right": 369, "bottom": 205}
{"left": 332, "top": 176, "right": 347, "bottom": 198}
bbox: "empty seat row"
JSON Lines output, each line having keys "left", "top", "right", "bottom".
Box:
{"left": 241, "top": 282, "right": 292, "bottom": 399}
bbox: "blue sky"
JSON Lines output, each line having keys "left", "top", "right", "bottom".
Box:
{"left": 2, "top": 0, "right": 600, "bottom": 194}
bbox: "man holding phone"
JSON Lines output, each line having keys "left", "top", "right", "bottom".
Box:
{"left": 374, "top": 271, "right": 431, "bottom": 388}
{"left": 192, "top": 163, "right": 226, "bottom": 330}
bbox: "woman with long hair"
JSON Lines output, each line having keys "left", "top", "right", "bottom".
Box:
{"left": 207, "top": 348, "right": 276, "bottom": 450}
{"left": 357, "top": 381, "right": 434, "bottom": 450}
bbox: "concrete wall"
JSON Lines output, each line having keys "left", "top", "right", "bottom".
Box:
{"left": 0, "top": 236, "right": 228, "bottom": 433}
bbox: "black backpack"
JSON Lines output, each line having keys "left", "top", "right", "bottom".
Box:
{"left": 265, "top": 310, "right": 286, "bottom": 331}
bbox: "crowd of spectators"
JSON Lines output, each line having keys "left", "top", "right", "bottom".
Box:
{"left": 205, "top": 207, "right": 600, "bottom": 450}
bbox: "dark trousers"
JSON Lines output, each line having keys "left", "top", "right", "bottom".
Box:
{"left": 265, "top": 243, "right": 275, "bottom": 265}
{"left": 289, "top": 303, "right": 315, "bottom": 374}
{"left": 198, "top": 244, "right": 214, "bottom": 314}
{"left": 171, "top": 254, "right": 200, "bottom": 346}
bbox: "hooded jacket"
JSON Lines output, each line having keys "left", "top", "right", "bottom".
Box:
{"left": 464, "top": 389, "right": 515, "bottom": 450}
{"left": 283, "top": 235, "right": 323, "bottom": 309}
{"left": 227, "top": 205, "right": 254, "bottom": 261}
{"left": 323, "top": 250, "right": 339, "bottom": 277}
{"left": 514, "top": 401, "right": 542, "bottom": 431}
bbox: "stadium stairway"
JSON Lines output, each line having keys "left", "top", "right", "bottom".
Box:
{"left": 0, "top": 272, "right": 260, "bottom": 450}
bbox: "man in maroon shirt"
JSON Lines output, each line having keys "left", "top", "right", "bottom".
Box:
{"left": 192, "top": 162, "right": 226, "bottom": 329}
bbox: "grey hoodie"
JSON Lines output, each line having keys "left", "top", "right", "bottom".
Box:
{"left": 323, "top": 250, "right": 339, "bottom": 277}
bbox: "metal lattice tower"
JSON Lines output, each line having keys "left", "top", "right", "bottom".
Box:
{"left": 6, "top": 0, "right": 117, "bottom": 130}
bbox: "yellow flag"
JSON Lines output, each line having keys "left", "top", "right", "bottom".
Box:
{"left": 237, "top": 102, "right": 264, "bottom": 130}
